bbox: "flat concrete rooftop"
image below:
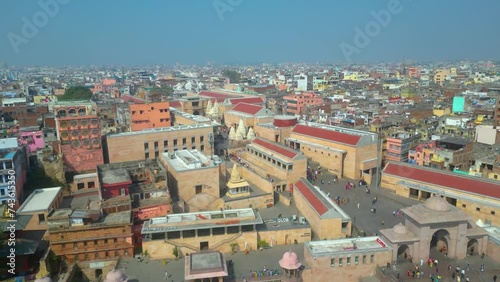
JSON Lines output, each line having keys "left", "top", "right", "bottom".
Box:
{"left": 17, "top": 187, "right": 62, "bottom": 214}
{"left": 163, "top": 150, "right": 218, "bottom": 172}
{"left": 101, "top": 168, "right": 131, "bottom": 185}
{"left": 142, "top": 208, "right": 263, "bottom": 233}
{"left": 305, "top": 236, "right": 391, "bottom": 257}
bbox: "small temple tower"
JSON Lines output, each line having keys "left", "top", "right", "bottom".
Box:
{"left": 226, "top": 165, "right": 250, "bottom": 198}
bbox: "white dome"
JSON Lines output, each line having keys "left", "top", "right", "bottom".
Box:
{"left": 392, "top": 223, "right": 408, "bottom": 235}
{"left": 424, "top": 196, "right": 451, "bottom": 212}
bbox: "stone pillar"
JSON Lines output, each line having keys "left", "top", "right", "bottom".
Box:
{"left": 447, "top": 236, "right": 457, "bottom": 258}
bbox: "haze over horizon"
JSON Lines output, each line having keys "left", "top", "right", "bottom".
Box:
{"left": 1, "top": 0, "right": 500, "bottom": 66}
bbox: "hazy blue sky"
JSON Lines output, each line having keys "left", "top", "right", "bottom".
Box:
{"left": 1, "top": 0, "right": 499, "bottom": 66}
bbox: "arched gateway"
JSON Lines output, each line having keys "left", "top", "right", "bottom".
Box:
{"left": 380, "top": 196, "right": 489, "bottom": 262}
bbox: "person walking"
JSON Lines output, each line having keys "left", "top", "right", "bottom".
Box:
{"left": 493, "top": 274, "right": 497, "bottom": 282}
{"left": 164, "top": 271, "right": 168, "bottom": 280}
{"left": 357, "top": 202, "right": 360, "bottom": 209}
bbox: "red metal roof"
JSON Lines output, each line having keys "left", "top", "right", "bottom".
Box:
{"left": 120, "top": 95, "right": 145, "bottom": 104}
{"left": 292, "top": 124, "right": 361, "bottom": 146}
{"left": 294, "top": 179, "right": 328, "bottom": 216}
{"left": 252, "top": 138, "right": 298, "bottom": 159}
{"left": 198, "top": 91, "right": 237, "bottom": 99}
{"left": 383, "top": 162, "right": 500, "bottom": 199}
{"left": 229, "top": 97, "right": 264, "bottom": 105}
{"left": 169, "top": 100, "right": 181, "bottom": 107}
{"left": 231, "top": 103, "right": 263, "bottom": 115}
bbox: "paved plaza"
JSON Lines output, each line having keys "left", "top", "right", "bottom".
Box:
{"left": 116, "top": 161, "right": 500, "bottom": 281}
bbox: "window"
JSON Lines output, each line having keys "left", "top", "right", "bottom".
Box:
{"left": 182, "top": 138, "right": 186, "bottom": 145}
{"left": 330, "top": 258, "right": 335, "bottom": 267}
{"left": 346, "top": 257, "right": 351, "bottom": 265}
{"left": 173, "top": 139, "right": 177, "bottom": 146}
{"left": 491, "top": 211, "right": 496, "bottom": 215}
{"left": 94, "top": 240, "right": 98, "bottom": 246}
{"left": 145, "top": 152, "right": 149, "bottom": 159}
{"left": 354, "top": 255, "right": 359, "bottom": 265}
{"left": 476, "top": 207, "right": 481, "bottom": 212}
{"left": 191, "top": 137, "right": 195, "bottom": 143}
{"left": 462, "top": 204, "right": 466, "bottom": 208}
{"left": 339, "top": 258, "right": 343, "bottom": 267}
{"left": 144, "top": 142, "right": 149, "bottom": 150}
{"left": 155, "top": 151, "right": 159, "bottom": 158}
{"left": 195, "top": 185, "right": 202, "bottom": 194}
{"left": 38, "top": 214, "right": 46, "bottom": 224}
{"left": 200, "top": 136, "right": 204, "bottom": 142}
{"left": 362, "top": 255, "right": 367, "bottom": 264}
{"left": 88, "top": 181, "right": 95, "bottom": 188}
{"left": 370, "top": 254, "right": 374, "bottom": 263}
{"left": 200, "top": 145, "right": 204, "bottom": 152}
{"left": 163, "top": 140, "right": 168, "bottom": 147}
{"left": 1, "top": 189, "right": 5, "bottom": 196}
{"left": 154, "top": 141, "right": 158, "bottom": 150}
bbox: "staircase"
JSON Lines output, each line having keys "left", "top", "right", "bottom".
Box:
{"left": 164, "top": 240, "right": 199, "bottom": 252}
{"left": 210, "top": 232, "right": 243, "bottom": 250}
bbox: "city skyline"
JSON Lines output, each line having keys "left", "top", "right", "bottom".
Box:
{"left": 1, "top": 0, "right": 500, "bottom": 66}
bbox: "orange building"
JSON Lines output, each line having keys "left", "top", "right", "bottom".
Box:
{"left": 408, "top": 67, "right": 420, "bottom": 78}
{"left": 129, "top": 102, "right": 171, "bottom": 131}
{"left": 283, "top": 92, "right": 323, "bottom": 115}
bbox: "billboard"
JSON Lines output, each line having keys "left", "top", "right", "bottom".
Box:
{"left": 452, "top": 97, "right": 465, "bottom": 113}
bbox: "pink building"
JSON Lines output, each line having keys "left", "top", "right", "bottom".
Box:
{"left": 283, "top": 92, "right": 323, "bottom": 115}
{"left": 18, "top": 130, "right": 44, "bottom": 156}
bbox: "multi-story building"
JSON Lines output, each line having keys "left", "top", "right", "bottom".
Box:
{"left": 408, "top": 67, "right": 420, "bottom": 78}
{"left": 285, "top": 122, "right": 379, "bottom": 183}
{"left": 495, "top": 95, "right": 500, "bottom": 144}
{"left": 301, "top": 237, "right": 392, "bottom": 282}
{"left": 223, "top": 103, "right": 274, "bottom": 129}
{"left": 434, "top": 69, "right": 451, "bottom": 85}
{"left": 161, "top": 150, "right": 220, "bottom": 212}
{"left": 141, "top": 208, "right": 311, "bottom": 259}
{"left": 129, "top": 102, "right": 171, "bottom": 131}
{"left": 18, "top": 129, "right": 44, "bottom": 157}
{"left": 408, "top": 137, "right": 473, "bottom": 171}
{"left": 106, "top": 123, "right": 215, "bottom": 163}
{"left": 283, "top": 92, "right": 323, "bottom": 116}
{"left": 47, "top": 204, "right": 134, "bottom": 280}
{"left": 56, "top": 106, "right": 104, "bottom": 173}
{"left": 0, "top": 103, "right": 48, "bottom": 127}
{"left": 293, "top": 179, "right": 351, "bottom": 240}
{"left": 16, "top": 187, "right": 63, "bottom": 232}
{"left": 385, "top": 132, "right": 421, "bottom": 162}
{"left": 0, "top": 138, "right": 27, "bottom": 207}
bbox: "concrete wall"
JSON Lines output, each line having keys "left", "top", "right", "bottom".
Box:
{"left": 486, "top": 240, "right": 500, "bottom": 263}
{"left": 144, "top": 231, "right": 258, "bottom": 259}
{"left": 302, "top": 246, "right": 392, "bottom": 282}
{"left": 258, "top": 227, "right": 311, "bottom": 246}
{"left": 77, "top": 259, "right": 117, "bottom": 282}
{"left": 223, "top": 193, "right": 273, "bottom": 210}
{"left": 107, "top": 126, "right": 213, "bottom": 163}
{"left": 253, "top": 124, "right": 293, "bottom": 144}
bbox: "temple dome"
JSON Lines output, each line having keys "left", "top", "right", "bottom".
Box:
{"left": 424, "top": 196, "right": 451, "bottom": 212}
{"left": 392, "top": 223, "right": 408, "bottom": 235}
{"left": 279, "top": 251, "right": 302, "bottom": 270}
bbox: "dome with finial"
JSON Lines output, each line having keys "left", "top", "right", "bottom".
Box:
{"left": 279, "top": 250, "right": 302, "bottom": 270}
{"left": 424, "top": 196, "right": 451, "bottom": 212}
{"left": 392, "top": 223, "right": 408, "bottom": 235}
{"left": 246, "top": 127, "right": 255, "bottom": 140}
{"left": 228, "top": 127, "right": 236, "bottom": 140}
{"left": 237, "top": 118, "right": 247, "bottom": 137}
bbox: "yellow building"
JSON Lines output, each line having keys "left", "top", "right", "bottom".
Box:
{"left": 381, "top": 162, "right": 500, "bottom": 226}
{"left": 161, "top": 150, "right": 221, "bottom": 212}
{"left": 293, "top": 179, "right": 351, "bottom": 240}
{"left": 343, "top": 72, "right": 359, "bottom": 81}
{"left": 434, "top": 69, "right": 451, "bottom": 85}
{"left": 286, "top": 122, "right": 379, "bottom": 183}
{"left": 141, "top": 208, "right": 312, "bottom": 259}
{"left": 433, "top": 106, "right": 451, "bottom": 117}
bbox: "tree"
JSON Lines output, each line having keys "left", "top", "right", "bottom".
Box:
{"left": 150, "top": 85, "right": 174, "bottom": 97}
{"left": 59, "top": 86, "right": 92, "bottom": 101}
{"left": 222, "top": 70, "right": 241, "bottom": 83}
{"left": 173, "top": 246, "right": 179, "bottom": 259}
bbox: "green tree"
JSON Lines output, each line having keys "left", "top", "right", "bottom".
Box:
{"left": 150, "top": 85, "right": 174, "bottom": 97}
{"left": 222, "top": 70, "right": 241, "bottom": 83}
{"left": 59, "top": 86, "right": 92, "bottom": 101}
{"left": 173, "top": 246, "right": 179, "bottom": 259}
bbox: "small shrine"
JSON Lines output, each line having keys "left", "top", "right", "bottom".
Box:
{"left": 226, "top": 165, "right": 250, "bottom": 198}
{"left": 279, "top": 250, "right": 302, "bottom": 278}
